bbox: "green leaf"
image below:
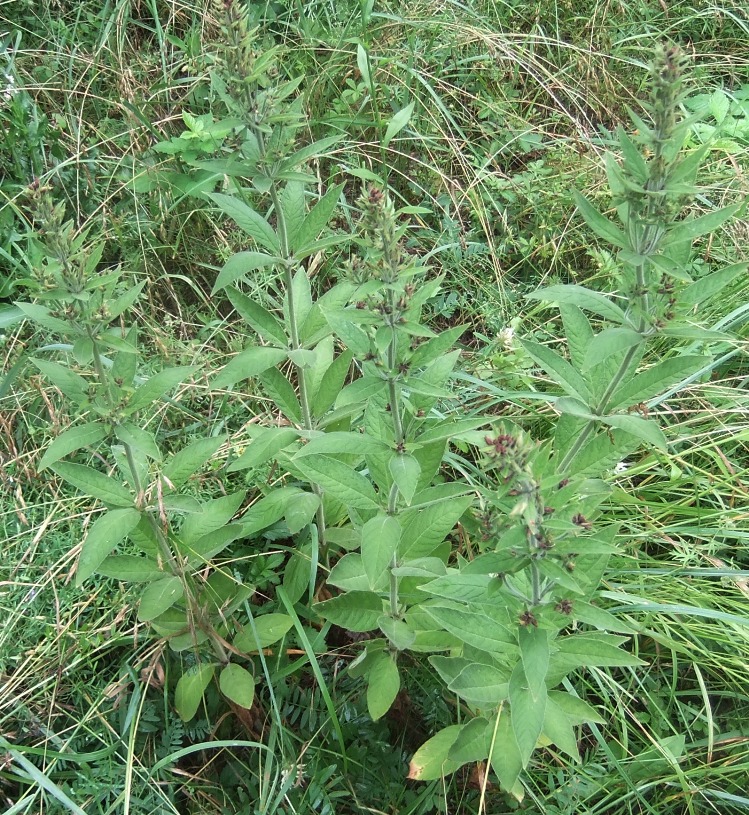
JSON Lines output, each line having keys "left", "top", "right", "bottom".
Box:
{"left": 239, "top": 487, "right": 302, "bottom": 536}
{"left": 294, "top": 431, "right": 386, "bottom": 459}
{"left": 32, "top": 358, "right": 89, "bottom": 404}
{"left": 96, "top": 554, "right": 164, "bottom": 582}
{"left": 234, "top": 613, "right": 294, "bottom": 652}
{"left": 378, "top": 616, "right": 416, "bottom": 650}
{"left": 409, "top": 325, "right": 464, "bottom": 369}
{"left": 419, "top": 574, "right": 492, "bottom": 603}
{"left": 423, "top": 605, "right": 514, "bottom": 652}
{"left": 316, "top": 591, "right": 383, "bottom": 632}
{"left": 77, "top": 508, "right": 141, "bottom": 585}
{"left": 219, "top": 663, "right": 255, "bottom": 709}
{"left": 279, "top": 134, "right": 343, "bottom": 172}
{"left": 287, "top": 268, "right": 313, "bottom": 331}
{"left": 521, "top": 340, "right": 591, "bottom": 402}
{"left": 509, "top": 661, "right": 546, "bottom": 767}
{"left": 526, "top": 284, "right": 628, "bottom": 324}
{"left": 180, "top": 491, "right": 246, "bottom": 544}
{"left": 228, "top": 427, "right": 299, "bottom": 472}
{"left": 663, "top": 203, "right": 741, "bottom": 246}
{"left": 213, "top": 346, "right": 287, "bottom": 390}
{"left": 52, "top": 462, "right": 133, "bottom": 507}
{"left": 606, "top": 355, "right": 707, "bottom": 410}
{"left": 285, "top": 492, "right": 321, "bottom": 534}
{"left": 389, "top": 453, "right": 421, "bottom": 506}
{"left": 519, "top": 625, "right": 549, "bottom": 701}
{"left": 137, "top": 576, "right": 185, "bottom": 621}
{"left": 225, "top": 287, "right": 287, "bottom": 346}
{"left": 573, "top": 190, "right": 629, "bottom": 249}
{"left": 214, "top": 252, "right": 279, "bottom": 296}
{"left": 162, "top": 435, "right": 227, "bottom": 489}
{"left": 335, "top": 376, "right": 388, "bottom": 408}
{"left": 278, "top": 180, "right": 305, "bottom": 248}
{"left": 367, "top": 653, "right": 400, "bottom": 720}
{"left": 292, "top": 455, "right": 380, "bottom": 510}
{"left": 542, "top": 696, "right": 581, "bottom": 761}
{"left": 560, "top": 305, "right": 594, "bottom": 371}
{"left": 16, "top": 302, "right": 71, "bottom": 333}
{"left": 681, "top": 261, "right": 747, "bottom": 306}
{"left": 259, "top": 368, "right": 302, "bottom": 423}
{"left": 361, "top": 513, "right": 401, "bottom": 589}
{"left": 548, "top": 690, "right": 605, "bottom": 724}
{"left": 407, "top": 725, "right": 463, "bottom": 781}
{"left": 311, "top": 348, "right": 353, "bottom": 418}
{"left": 295, "top": 183, "right": 345, "bottom": 253}
{"left": 490, "top": 708, "right": 522, "bottom": 792}
{"left": 600, "top": 413, "right": 667, "bottom": 451}
{"left": 39, "top": 422, "right": 109, "bottom": 470}
{"left": 128, "top": 366, "right": 196, "bottom": 413}
{"left": 174, "top": 663, "right": 216, "bottom": 721}
{"left": 382, "top": 100, "right": 415, "bottom": 148}
{"left": 400, "top": 495, "right": 473, "bottom": 559}
{"left": 449, "top": 663, "right": 510, "bottom": 707}
{"left": 554, "top": 632, "right": 645, "bottom": 669}
{"left": 447, "top": 718, "right": 491, "bottom": 765}
{"left": 328, "top": 553, "right": 371, "bottom": 592}
{"left": 583, "top": 328, "right": 643, "bottom": 371}
{"left": 208, "top": 192, "right": 280, "bottom": 253}
{"left": 115, "top": 422, "right": 162, "bottom": 461}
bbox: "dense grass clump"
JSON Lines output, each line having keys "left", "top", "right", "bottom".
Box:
{"left": 1, "top": 1, "right": 748, "bottom": 814}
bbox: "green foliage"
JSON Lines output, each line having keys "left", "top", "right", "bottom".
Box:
{"left": 3, "top": 2, "right": 749, "bottom": 813}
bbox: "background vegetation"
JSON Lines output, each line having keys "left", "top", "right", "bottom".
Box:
{"left": 1, "top": 0, "right": 748, "bottom": 813}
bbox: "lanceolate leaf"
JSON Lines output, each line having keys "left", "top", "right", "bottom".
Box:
{"left": 137, "top": 576, "right": 184, "bottom": 621}
{"left": 292, "top": 455, "right": 380, "bottom": 510}
{"left": 226, "top": 287, "right": 287, "bottom": 346}
{"left": 39, "top": 422, "right": 109, "bottom": 470}
{"left": 213, "top": 346, "right": 287, "bottom": 390}
{"left": 32, "top": 358, "right": 89, "bottom": 404}
{"left": 52, "top": 462, "right": 133, "bottom": 507}
{"left": 399, "top": 495, "right": 473, "bottom": 559}
{"left": 367, "top": 653, "right": 400, "bottom": 720}
{"left": 526, "top": 284, "right": 628, "bottom": 324}
{"left": 361, "top": 513, "right": 401, "bottom": 588}
{"left": 382, "top": 100, "right": 415, "bottom": 148}
{"left": 423, "top": 605, "right": 514, "bottom": 653}
{"left": 606, "top": 355, "right": 707, "bottom": 410}
{"left": 600, "top": 413, "right": 667, "bottom": 451}
{"left": 127, "top": 366, "right": 197, "bottom": 413}
{"left": 663, "top": 203, "right": 741, "bottom": 246}
{"left": 681, "top": 261, "right": 748, "bottom": 306}
{"left": 316, "top": 591, "right": 383, "bottom": 632}
{"left": 509, "top": 661, "right": 546, "bottom": 768}
{"left": 490, "top": 708, "right": 523, "bottom": 793}
{"left": 162, "top": 435, "right": 227, "bottom": 490}
{"left": 208, "top": 192, "right": 280, "bottom": 253}
{"left": 96, "top": 554, "right": 164, "bottom": 582}
{"left": 448, "top": 663, "right": 510, "bottom": 707}
{"left": 521, "top": 340, "right": 591, "bottom": 402}
{"left": 573, "top": 191, "right": 629, "bottom": 249}
{"left": 226, "top": 423, "right": 297, "bottom": 474}
{"left": 542, "top": 696, "right": 581, "bottom": 762}
{"left": 583, "top": 327, "right": 644, "bottom": 371}
{"left": 518, "top": 625, "right": 550, "bottom": 701}
{"left": 389, "top": 453, "right": 421, "bottom": 505}
{"left": 76, "top": 508, "right": 141, "bottom": 585}
{"left": 295, "top": 183, "right": 345, "bottom": 253}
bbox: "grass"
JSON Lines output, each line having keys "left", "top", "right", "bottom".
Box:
{"left": 2, "top": 0, "right": 749, "bottom": 813}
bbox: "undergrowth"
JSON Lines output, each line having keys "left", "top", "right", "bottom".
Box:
{"left": 1, "top": 1, "right": 748, "bottom": 814}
